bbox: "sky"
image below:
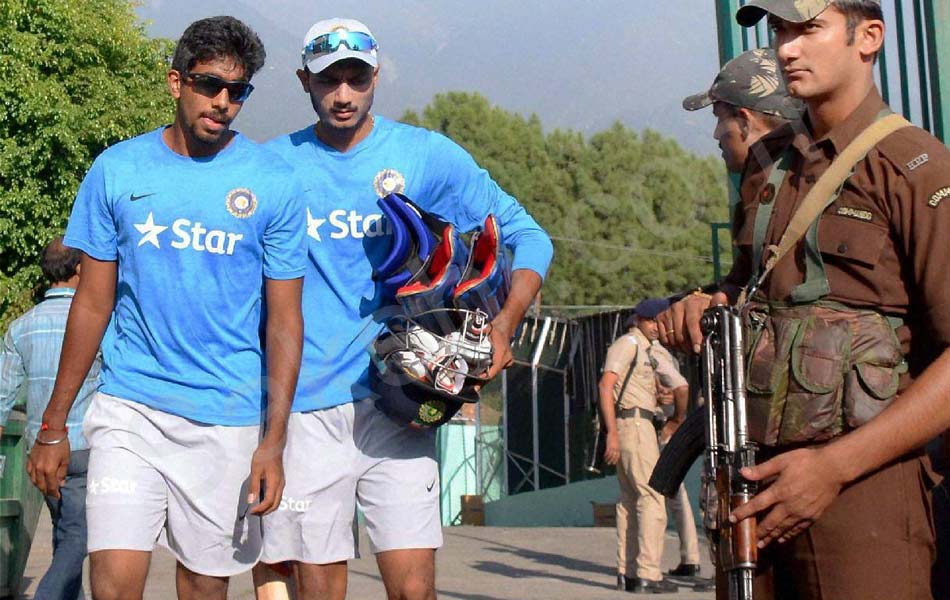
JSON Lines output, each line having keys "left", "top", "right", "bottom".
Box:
{"left": 135, "top": 0, "right": 726, "bottom": 155}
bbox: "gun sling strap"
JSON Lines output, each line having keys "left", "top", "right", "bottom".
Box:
{"left": 615, "top": 343, "right": 640, "bottom": 409}
{"left": 740, "top": 111, "right": 912, "bottom": 306}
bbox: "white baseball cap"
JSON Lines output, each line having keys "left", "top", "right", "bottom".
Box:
{"left": 301, "top": 18, "right": 378, "bottom": 74}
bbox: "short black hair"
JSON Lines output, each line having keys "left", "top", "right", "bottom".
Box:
{"left": 833, "top": 0, "right": 885, "bottom": 45}
{"left": 41, "top": 237, "right": 81, "bottom": 284}
{"left": 171, "top": 16, "right": 266, "bottom": 79}
{"left": 719, "top": 102, "right": 791, "bottom": 132}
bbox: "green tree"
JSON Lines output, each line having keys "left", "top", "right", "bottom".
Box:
{"left": 0, "top": 0, "right": 173, "bottom": 329}
{"left": 402, "top": 92, "right": 730, "bottom": 311}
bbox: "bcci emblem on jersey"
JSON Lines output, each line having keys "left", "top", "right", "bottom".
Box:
{"left": 374, "top": 169, "right": 406, "bottom": 197}
{"left": 226, "top": 188, "right": 257, "bottom": 219}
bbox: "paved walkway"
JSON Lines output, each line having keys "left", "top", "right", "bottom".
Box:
{"left": 20, "top": 506, "right": 715, "bottom": 599}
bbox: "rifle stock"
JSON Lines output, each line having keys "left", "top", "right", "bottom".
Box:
{"left": 648, "top": 404, "right": 706, "bottom": 497}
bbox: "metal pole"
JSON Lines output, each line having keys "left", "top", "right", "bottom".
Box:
{"left": 501, "top": 368, "right": 509, "bottom": 496}
{"left": 716, "top": 0, "right": 744, "bottom": 66}
{"left": 714, "top": 0, "right": 744, "bottom": 224}
{"left": 475, "top": 393, "right": 482, "bottom": 496}
{"left": 879, "top": 37, "right": 891, "bottom": 104}
{"left": 531, "top": 317, "right": 552, "bottom": 491}
{"left": 915, "top": 0, "right": 933, "bottom": 131}
{"left": 895, "top": 0, "right": 912, "bottom": 117}
{"left": 563, "top": 369, "right": 571, "bottom": 484}
{"left": 924, "top": 0, "right": 950, "bottom": 143}
{"left": 712, "top": 223, "right": 722, "bottom": 282}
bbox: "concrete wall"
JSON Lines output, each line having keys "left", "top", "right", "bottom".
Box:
{"left": 484, "top": 461, "right": 703, "bottom": 528}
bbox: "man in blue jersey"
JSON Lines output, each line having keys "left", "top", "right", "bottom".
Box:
{"left": 259, "top": 17, "right": 553, "bottom": 600}
{"left": 27, "top": 16, "right": 306, "bottom": 600}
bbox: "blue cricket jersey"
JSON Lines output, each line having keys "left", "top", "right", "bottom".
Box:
{"left": 266, "top": 116, "right": 554, "bottom": 412}
{"left": 64, "top": 128, "right": 307, "bottom": 425}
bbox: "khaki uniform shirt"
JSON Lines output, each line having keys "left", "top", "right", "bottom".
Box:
{"left": 604, "top": 328, "right": 687, "bottom": 410}
{"left": 724, "top": 88, "right": 950, "bottom": 380}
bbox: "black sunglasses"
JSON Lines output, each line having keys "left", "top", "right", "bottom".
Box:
{"left": 182, "top": 72, "right": 254, "bottom": 102}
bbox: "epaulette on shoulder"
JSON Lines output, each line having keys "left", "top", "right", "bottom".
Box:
{"left": 874, "top": 124, "right": 950, "bottom": 178}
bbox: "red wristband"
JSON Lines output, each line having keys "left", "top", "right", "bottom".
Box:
{"left": 40, "top": 423, "right": 68, "bottom": 433}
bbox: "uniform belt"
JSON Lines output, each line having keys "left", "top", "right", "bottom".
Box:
{"left": 617, "top": 407, "right": 654, "bottom": 420}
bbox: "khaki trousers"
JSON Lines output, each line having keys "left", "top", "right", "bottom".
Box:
{"left": 668, "top": 476, "right": 701, "bottom": 565}
{"left": 616, "top": 414, "right": 667, "bottom": 580}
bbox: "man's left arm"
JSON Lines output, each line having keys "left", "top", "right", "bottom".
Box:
{"left": 0, "top": 328, "right": 26, "bottom": 438}
{"left": 422, "top": 134, "right": 554, "bottom": 380}
{"left": 731, "top": 144, "right": 950, "bottom": 547}
{"left": 249, "top": 174, "right": 307, "bottom": 516}
{"left": 653, "top": 346, "right": 688, "bottom": 441}
{"left": 248, "top": 276, "right": 303, "bottom": 516}
{"left": 485, "top": 269, "right": 543, "bottom": 379}
{"left": 731, "top": 349, "right": 950, "bottom": 547}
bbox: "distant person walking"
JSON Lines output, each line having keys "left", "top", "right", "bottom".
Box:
{"left": 0, "top": 237, "right": 100, "bottom": 600}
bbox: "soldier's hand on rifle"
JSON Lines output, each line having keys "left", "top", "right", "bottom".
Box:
{"left": 728, "top": 446, "right": 847, "bottom": 548}
{"left": 604, "top": 431, "right": 621, "bottom": 465}
{"left": 657, "top": 291, "right": 729, "bottom": 354}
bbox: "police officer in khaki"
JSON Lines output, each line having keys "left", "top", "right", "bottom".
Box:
{"left": 661, "top": 1, "right": 950, "bottom": 598}
{"left": 599, "top": 298, "right": 687, "bottom": 594}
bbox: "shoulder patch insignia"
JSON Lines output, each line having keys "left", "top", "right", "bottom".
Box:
{"left": 907, "top": 153, "right": 929, "bottom": 171}
{"left": 836, "top": 206, "right": 873, "bottom": 222}
{"left": 226, "top": 188, "right": 257, "bottom": 219}
{"left": 929, "top": 186, "right": 950, "bottom": 208}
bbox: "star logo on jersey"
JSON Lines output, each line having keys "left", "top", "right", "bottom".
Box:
{"left": 373, "top": 169, "right": 406, "bottom": 198}
{"left": 135, "top": 212, "right": 168, "bottom": 248}
{"left": 307, "top": 207, "right": 326, "bottom": 241}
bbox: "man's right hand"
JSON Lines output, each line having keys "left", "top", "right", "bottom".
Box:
{"left": 27, "top": 438, "right": 71, "bottom": 498}
{"left": 604, "top": 431, "right": 621, "bottom": 466}
{"left": 657, "top": 291, "right": 729, "bottom": 354}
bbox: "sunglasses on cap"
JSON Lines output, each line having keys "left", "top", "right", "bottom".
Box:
{"left": 182, "top": 72, "right": 254, "bottom": 102}
{"left": 303, "top": 30, "right": 378, "bottom": 60}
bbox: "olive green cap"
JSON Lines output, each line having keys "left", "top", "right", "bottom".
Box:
{"left": 737, "top": 0, "right": 880, "bottom": 27}
{"left": 682, "top": 48, "right": 804, "bottom": 119}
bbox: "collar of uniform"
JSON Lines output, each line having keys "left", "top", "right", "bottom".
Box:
{"left": 740, "top": 121, "right": 798, "bottom": 204}
{"left": 743, "top": 121, "right": 798, "bottom": 177}
{"left": 792, "top": 87, "right": 887, "bottom": 158}
{"left": 44, "top": 287, "right": 76, "bottom": 300}
{"left": 629, "top": 327, "right": 650, "bottom": 347}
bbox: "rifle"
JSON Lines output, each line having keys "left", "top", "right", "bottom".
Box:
{"left": 649, "top": 306, "right": 757, "bottom": 600}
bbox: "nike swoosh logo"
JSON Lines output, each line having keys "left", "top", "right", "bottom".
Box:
{"left": 129, "top": 193, "right": 155, "bottom": 202}
{"left": 426, "top": 480, "right": 436, "bottom": 492}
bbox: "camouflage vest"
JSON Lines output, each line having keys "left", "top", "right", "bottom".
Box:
{"left": 742, "top": 112, "right": 909, "bottom": 447}
{"left": 742, "top": 300, "right": 906, "bottom": 447}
